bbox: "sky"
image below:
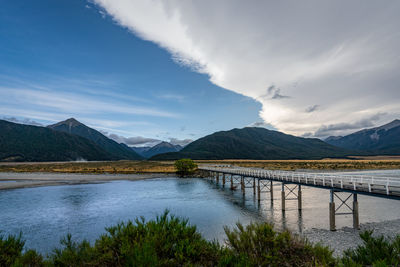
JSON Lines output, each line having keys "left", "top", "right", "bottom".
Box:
{"left": 1, "top": 1, "right": 399, "bottom": 146}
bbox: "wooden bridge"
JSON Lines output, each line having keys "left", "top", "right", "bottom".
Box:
{"left": 199, "top": 165, "right": 400, "bottom": 231}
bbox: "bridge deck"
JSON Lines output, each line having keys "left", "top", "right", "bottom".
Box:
{"left": 199, "top": 166, "right": 400, "bottom": 200}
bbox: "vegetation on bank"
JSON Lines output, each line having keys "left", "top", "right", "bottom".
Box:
{"left": 174, "top": 159, "right": 197, "bottom": 176}
{"left": 1, "top": 211, "right": 399, "bottom": 266}
{"left": 1, "top": 159, "right": 400, "bottom": 174}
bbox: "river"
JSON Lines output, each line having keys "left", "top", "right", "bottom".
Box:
{"left": 1, "top": 170, "right": 400, "bottom": 254}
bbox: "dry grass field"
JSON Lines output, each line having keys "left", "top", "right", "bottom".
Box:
{"left": 197, "top": 159, "right": 400, "bottom": 171}
{"left": 1, "top": 157, "right": 400, "bottom": 174}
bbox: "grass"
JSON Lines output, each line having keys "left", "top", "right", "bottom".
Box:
{"left": 0, "top": 159, "right": 400, "bottom": 174}
{"left": 197, "top": 159, "right": 400, "bottom": 171}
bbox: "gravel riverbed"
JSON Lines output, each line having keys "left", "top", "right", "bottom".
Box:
{"left": 304, "top": 218, "right": 400, "bottom": 257}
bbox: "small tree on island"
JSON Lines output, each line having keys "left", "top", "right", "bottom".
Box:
{"left": 175, "top": 159, "right": 197, "bottom": 177}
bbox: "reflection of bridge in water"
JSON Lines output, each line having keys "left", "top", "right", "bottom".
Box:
{"left": 199, "top": 165, "right": 400, "bottom": 231}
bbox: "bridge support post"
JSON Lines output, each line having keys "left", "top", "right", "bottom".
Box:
{"left": 241, "top": 176, "right": 245, "bottom": 196}
{"left": 216, "top": 173, "right": 219, "bottom": 184}
{"left": 281, "top": 183, "right": 286, "bottom": 211}
{"left": 329, "top": 190, "right": 359, "bottom": 231}
{"left": 253, "top": 178, "right": 256, "bottom": 195}
{"left": 257, "top": 179, "right": 261, "bottom": 201}
{"left": 270, "top": 181, "right": 274, "bottom": 202}
{"left": 329, "top": 190, "right": 336, "bottom": 231}
{"left": 281, "top": 183, "right": 302, "bottom": 211}
{"left": 230, "top": 175, "right": 234, "bottom": 190}
{"left": 298, "top": 185, "right": 302, "bottom": 210}
{"left": 222, "top": 174, "right": 225, "bottom": 187}
{"left": 353, "top": 194, "right": 359, "bottom": 229}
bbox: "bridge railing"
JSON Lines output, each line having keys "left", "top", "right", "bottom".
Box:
{"left": 200, "top": 166, "right": 400, "bottom": 195}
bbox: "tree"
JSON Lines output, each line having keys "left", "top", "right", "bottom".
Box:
{"left": 174, "top": 159, "right": 197, "bottom": 176}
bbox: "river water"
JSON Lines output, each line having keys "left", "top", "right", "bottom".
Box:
{"left": 1, "top": 170, "right": 400, "bottom": 254}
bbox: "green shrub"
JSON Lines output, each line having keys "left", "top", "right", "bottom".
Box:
{"left": 223, "top": 222, "right": 336, "bottom": 266}
{"left": 0, "top": 233, "right": 25, "bottom": 266}
{"left": 174, "top": 159, "right": 197, "bottom": 176}
{"left": 91, "top": 210, "right": 218, "bottom": 266}
{"left": 341, "top": 230, "right": 400, "bottom": 266}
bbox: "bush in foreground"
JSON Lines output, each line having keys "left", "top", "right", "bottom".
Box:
{"left": 2, "top": 212, "right": 398, "bottom": 266}
{"left": 341, "top": 230, "right": 400, "bottom": 266}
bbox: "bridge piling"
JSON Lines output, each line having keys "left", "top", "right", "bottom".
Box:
{"left": 216, "top": 173, "right": 219, "bottom": 184}
{"left": 270, "top": 181, "right": 274, "bottom": 202}
{"left": 253, "top": 178, "right": 256, "bottom": 195}
{"left": 353, "top": 194, "right": 359, "bottom": 229}
{"left": 241, "top": 176, "right": 245, "bottom": 196}
{"left": 329, "top": 190, "right": 336, "bottom": 231}
{"left": 257, "top": 179, "right": 261, "bottom": 201}
{"left": 298, "top": 185, "right": 302, "bottom": 210}
{"left": 230, "top": 175, "right": 234, "bottom": 190}
{"left": 281, "top": 182, "right": 286, "bottom": 211}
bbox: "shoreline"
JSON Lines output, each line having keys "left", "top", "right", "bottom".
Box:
{"left": 0, "top": 172, "right": 175, "bottom": 190}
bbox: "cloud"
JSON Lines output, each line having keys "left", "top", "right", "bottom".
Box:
{"left": 0, "top": 86, "right": 179, "bottom": 118}
{"left": 305, "top": 105, "right": 320, "bottom": 113}
{"left": 313, "top": 113, "right": 386, "bottom": 138}
{"left": 157, "top": 93, "right": 185, "bottom": 102}
{"left": 168, "top": 137, "right": 192, "bottom": 146}
{"left": 248, "top": 121, "right": 275, "bottom": 129}
{"left": 107, "top": 133, "right": 162, "bottom": 147}
{"left": 94, "top": 0, "right": 400, "bottom": 136}
{"left": 104, "top": 132, "right": 192, "bottom": 147}
{"left": 2, "top": 116, "right": 43, "bottom": 126}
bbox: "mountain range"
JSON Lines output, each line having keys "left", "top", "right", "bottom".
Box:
{"left": 324, "top": 120, "right": 400, "bottom": 155}
{"left": 151, "top": 127, "right": 352, "bottom": 160}
{"left": 132, "top": 141, "right": 183, "bottom": 158}
{"left": 1, "top": 118, "right": 399, "bottom": 162}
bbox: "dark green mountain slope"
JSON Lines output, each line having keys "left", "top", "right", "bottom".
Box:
{"left": 325, "top": 120, "right": 400, "bottom": 154}
{"left": 48, "top": 118, "right": 142, "bottom": 160}
{"left": 0, "top": 120, "right": 112, "bottom": 162}
{"left": 151, "top": 127, "right": 351, "bottom": 160}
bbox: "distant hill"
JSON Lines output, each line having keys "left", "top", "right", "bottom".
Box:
{"left": 0, "top": 120, "right": 112, "bottom": 162}
{"left": 48, "top": 118, "right": 143, "bottom": 160}
{"left": 151, "top": 127, "right": 351, "bottom": 160}
{"left": 325, "top": 120, "right": 400, "bottom": 154}
{"left": 131, "top": 146, "right": 152, "bottom": 156}
{"left": 132, "top": 142, "right": 183, "bottom": 158}
{"left": 142, "top": 142, "right": 182, "bottom": 158}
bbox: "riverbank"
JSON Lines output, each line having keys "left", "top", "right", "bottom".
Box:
{"left": 304, "top": 217, "right": 400, "bottom": 257}
{"left": 1, "top": 159, "right": 400, "bottom": 174}
{"left": 0, "top": 172, "right": 173, "bottom": 190}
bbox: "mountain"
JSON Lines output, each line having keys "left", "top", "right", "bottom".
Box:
{"left": 151, "top": 127, "right": 351, "bottom": 160}
{"left": 131, "top": 146, "right": 152, "bottom": 156}
{"left": 324, "top": 120, "right": 400, "bottom": 154}
{"left": 0, "top": 120, "right": 112, "bottom": 162}
{"left": 132, "top": 142, "right": 183, "bottom": 158}
{"left": 142, "top": 141, "right": 182, "bottom": 158}
{"left": 48, "top": 118, "right": 142, "bottom": 160}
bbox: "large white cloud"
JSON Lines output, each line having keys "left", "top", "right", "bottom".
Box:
{"left": 93, "top": 0, "right": 400, "bottom": 137}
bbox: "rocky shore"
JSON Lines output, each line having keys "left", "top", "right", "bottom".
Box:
{"left": 304, "top": 218, "right": 400, "bottom": 257}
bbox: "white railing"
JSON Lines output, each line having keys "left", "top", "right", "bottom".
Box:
{"left": 200, "top": 165, "right": 400, "bottom": 196}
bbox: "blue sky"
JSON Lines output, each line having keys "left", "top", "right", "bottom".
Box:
{"left": 0, "top": 0, "right": 262, "bottom": 146}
